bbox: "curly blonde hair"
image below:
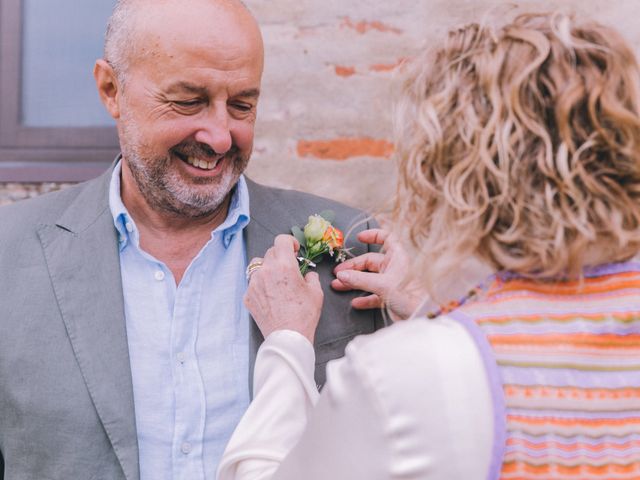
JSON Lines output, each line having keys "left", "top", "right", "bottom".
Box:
{"left": 392, "top": 12, "right": 640, "bottom": 297}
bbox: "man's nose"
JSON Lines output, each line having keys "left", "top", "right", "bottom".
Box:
{"left": 194, "top": 106, "right": 232, "bottom": 155}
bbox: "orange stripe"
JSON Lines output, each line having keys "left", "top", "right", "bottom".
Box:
{"left": 508, "top": 415, "right": 640, "bottom": 427}
{"left": 477, "top": 311, "right": 640, "bottom": 325}
{"left": 489, "top": 272, "right": 640, "bottom": 296}
{"left": 489, "top": 334, "right": 640, "bottom": 348}
{"left": 506, "top": 437, "right": 640, "bottom": 452}
{"left": 496, "top": 347, "right": 640, "bottom": 357}
{"left": 501, "top": 460, "right": 640, "bottom": 476}
{"left": 504, "top": 385, "right": 640, "bottom": 401}
{"left": 481, "top": 290, "right": 640, "bottom": 308}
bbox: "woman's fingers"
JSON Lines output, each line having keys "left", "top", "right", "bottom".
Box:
{"left": 264, "top": 235, "right": 300, "bottom": 266}
{"left": 351, "top": 294, "right": 383, "bottom": 310}
{"left": 356, "top": 228, "right": 388, "bottom": 246}
{"left": 332, "top": 229, "right": 391, "bottom": 292}
{"left": 334, "top": 269, "right": 389, "bottom": 297}
{"left": 273, "top": 234, "right": 300, "bottom": 254}
{"left": 331, "top": 252, "right": 386, "bottom": 294}
{"left": 305, "top": 271, "right": 322, "bottom": 291}
{"left": 334, "top": 252, "right": 385, "bottom": 274}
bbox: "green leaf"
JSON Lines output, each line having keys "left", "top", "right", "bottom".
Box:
{"left": 291, "top": 226, "right": 307, "bottom": 248}
{"left": 318, "top": 209, "right": 335, "bottom": 224}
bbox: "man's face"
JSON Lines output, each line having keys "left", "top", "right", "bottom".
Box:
{"left": 115, "top": 2, "right": 264, "bottom": 218}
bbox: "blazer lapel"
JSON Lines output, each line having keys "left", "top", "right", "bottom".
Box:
{"left": 37, "top": 170, "right": 140, "bottom": 480}
{"left": 243, "top": 178, "right": 299, "bottom": 396}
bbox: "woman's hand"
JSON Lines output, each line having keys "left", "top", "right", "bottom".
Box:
{"left": 331, "top": 228, "right": 425, "bottom": 321}
{"left": 244, "top": 234, "right": 324, "bottom": 344}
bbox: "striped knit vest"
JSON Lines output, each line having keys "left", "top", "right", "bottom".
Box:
{"left": 449, "top": 262, "right": 640, "bottom": 480}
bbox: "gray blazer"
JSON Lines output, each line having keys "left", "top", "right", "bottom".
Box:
{"left": 0, "top": 168, "right": 381, "bottom": 480}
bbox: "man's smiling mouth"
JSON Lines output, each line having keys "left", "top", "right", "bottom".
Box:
{"left": 174, "top": 151, "right": 223, "bottom": 171}
{"left": 185, "top": 155, "right": 222, "bottom": 170}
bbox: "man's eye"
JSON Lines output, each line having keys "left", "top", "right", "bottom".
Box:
{"left": 230, "top": 102, "right": 253, "bottom": 112}
{"left": 172, "top": 99, "right": 202, "bottom": 108}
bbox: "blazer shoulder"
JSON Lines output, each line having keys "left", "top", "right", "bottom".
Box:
{"left": 0, "top": 182, "right": 87, "bottom": 240}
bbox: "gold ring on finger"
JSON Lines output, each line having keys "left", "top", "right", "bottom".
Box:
{"left": 245, "top": 260, "right": 264, "bottom": 280}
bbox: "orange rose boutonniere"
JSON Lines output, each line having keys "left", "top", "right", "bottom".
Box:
{"left": 291, "top": 211, "right": 348, "bottom": 275}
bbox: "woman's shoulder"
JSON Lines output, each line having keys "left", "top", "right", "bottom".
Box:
{"left": 344, "top": 315, "right": 478, "bottom": 369}
{"left": 323, "top": 315, "right": 494, "bottom": 478}
{"left": 335, "top": 315, "right": 487, "bottom": 411}
{"left": 333, "top": 315, "right": 493, "bottom": 423}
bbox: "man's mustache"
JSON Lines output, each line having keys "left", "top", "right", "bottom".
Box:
{"left": 170, "top": 141, "right": 239, "bottom": 160}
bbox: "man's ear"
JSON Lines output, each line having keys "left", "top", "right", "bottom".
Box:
{"left": 94, "top": 59, "right": 122, "bottom": 119}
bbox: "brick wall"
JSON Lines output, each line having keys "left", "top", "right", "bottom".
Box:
{"left": 2, "top": 0, "right": 640, "bottom": 210}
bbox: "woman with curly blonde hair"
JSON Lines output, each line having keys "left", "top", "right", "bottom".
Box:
{"left": 218, "top": 12, "right": 640, "bottom": 480}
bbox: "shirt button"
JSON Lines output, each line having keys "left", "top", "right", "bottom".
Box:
{"left": 125, "top": 222, "right": 134, "bottom": 233}
{"left": 181, "top": 442, "right": 192, "bottom": 454}
{"left": 154, "top": 270, "right": 165, "bottom": 281}
{"left": 176, "top": 352, "right": 186, "bottom": 363}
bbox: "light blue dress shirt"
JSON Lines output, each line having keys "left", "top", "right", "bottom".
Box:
{"left": 109, "top": 161, "right": 251, "bottom": 479}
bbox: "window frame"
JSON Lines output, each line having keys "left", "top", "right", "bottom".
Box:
{"left": 0, "top": 0, "right": 118, "bottom": 181}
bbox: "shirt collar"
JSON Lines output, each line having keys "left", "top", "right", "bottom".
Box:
{"left": 108, "top": 158, "right": 251, "bottom": 251}
{"left": 217, "top": 175, "right": 250, "bottom": 248}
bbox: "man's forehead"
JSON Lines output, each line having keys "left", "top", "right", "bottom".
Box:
{"left": 129, "top": 0, "right": 255, "bottom": 31}
{"left": 132, "top": 1, "right": 262, "bottom": 56}
{"left": 126, "top": 0, "right": 249, "bottom": 13}
{"left": 107, "top": 0, "right": 264, "bottom": 87}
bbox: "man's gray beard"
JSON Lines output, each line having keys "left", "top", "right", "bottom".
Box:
{"left": 125, "top": 149, "right": 249, "bottom": 219}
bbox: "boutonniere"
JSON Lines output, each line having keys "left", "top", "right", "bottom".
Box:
{"left": 291, "top": 210, "right": 348, "bottom": 275}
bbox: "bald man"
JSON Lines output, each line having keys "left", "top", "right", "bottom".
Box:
{"left": 0, "top": 1, "right": 380, "bottom": 479}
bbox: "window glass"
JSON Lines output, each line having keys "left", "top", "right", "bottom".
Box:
{"left": 21, "top": 0, "right": 116, "bottom": 127}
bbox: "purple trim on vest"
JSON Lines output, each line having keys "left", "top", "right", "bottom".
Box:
{"left": 582, "top": 261, "right": 640, "bottom": 277}
{"left": 447, "top": 310, "right": 507, "bottom": 480}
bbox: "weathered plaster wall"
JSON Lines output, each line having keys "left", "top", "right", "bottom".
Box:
{"left": 2, "top": 0, "right": 640, "bottom": 210}
{"left": 0, "top": 183, "right": 74, "bottom": 207}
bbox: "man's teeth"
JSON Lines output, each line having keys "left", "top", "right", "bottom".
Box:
{"left": 186, "top": 156, "right": 220, "bottom": 170}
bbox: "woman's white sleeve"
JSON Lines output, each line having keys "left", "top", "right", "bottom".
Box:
{"left": 217, "top": 326, "right": 391, "bottom": 480}
{"left": 217, "top": 329, "right": 320, "bottom": 480}
{"left": 218, "top": 318, "right": 494, "bottom": 480}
